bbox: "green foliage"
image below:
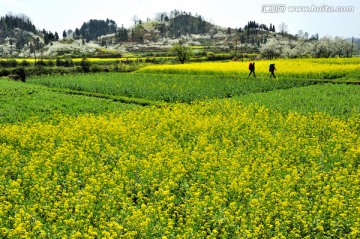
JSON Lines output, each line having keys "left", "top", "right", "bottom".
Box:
{"left": 35, "top": 59, "right": 47, "bottom": 67}
{"left": 80, "top": 19, "right": 117, "bottom": 42}
{"left": 20, "top": 60, "right": 30, "bottom": 67}
{"left": 0, "top": 14, "right": 37, "bottom": 36}
{"left": 0, "top": 97, "right": 358, "bottom": 238}
{"left": 117, "top": 25, "right": 129, "bottom": 42}
{"left": 13, "top": 67, "right": 26, "bottom": 82}
{"left": 235, "top": 83, "right": 360, "bottom": 118}
{"left": 55, "top": 57, "right": 74, "bottom": 67}
{"left": 0, "top": 59, "right": 18, "bottom": 67}
{"left": 0, "top": 79, "right": 138, "bottom": 123}
{"left": 169, "top": 13, "right": 210, "bottom": 36}
{"left": 170, "top": 43, "right": 194, "bottom": 64}
{"left": 80, "top": 57, "right": 91, "bottom": 73}
{"left": 28, "top": 73, "right": 315, "bottom": 103}
{"left": 0, "top": 58, "right": 359, "bottom": 238}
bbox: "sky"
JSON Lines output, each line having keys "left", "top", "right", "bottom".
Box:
{"left": 0, "top": 0, "right": 359, "bottom": 38}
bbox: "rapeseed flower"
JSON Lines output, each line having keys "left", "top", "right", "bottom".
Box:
{"left": 0, "top": 100, "right": 359, "bottom": 238}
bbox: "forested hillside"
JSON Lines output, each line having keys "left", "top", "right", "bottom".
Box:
{"left": 0, "top": 10, "right": 358, "bottom": 58}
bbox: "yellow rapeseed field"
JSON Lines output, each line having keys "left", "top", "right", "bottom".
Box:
{"left": 138, "top": 58, "right": 360, "bottom": 77}
{"left": 1, "top": 100, "right": 359, "bottom": 238}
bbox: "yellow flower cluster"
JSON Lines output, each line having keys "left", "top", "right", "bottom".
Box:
{"left": 138, "top": 58, "right": 360, "bottom": 76}
{"left": 1, "top": 100, "right": 359, "bottom": 238}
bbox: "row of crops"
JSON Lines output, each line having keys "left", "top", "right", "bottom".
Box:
{"left": 0, "top": 58, "right": 359, "bottom": 238}
{"left": 28, "top": 73, "right": 316, "bottom": 103}
{"left": 138, "top": 58, "right": 360, "bottom": 80}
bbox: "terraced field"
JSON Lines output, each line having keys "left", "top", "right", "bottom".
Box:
{"left": 1, "top": 58, "right": 359, "bottom": 238}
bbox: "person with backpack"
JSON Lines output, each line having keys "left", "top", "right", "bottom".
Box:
{"left": 269, "top": 63, "right": 276, "bottom": 78}
{"left": 248, "top": 62, "right": 256, "bottom": 78}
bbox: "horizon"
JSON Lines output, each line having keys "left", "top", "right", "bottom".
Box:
{"left": 0, "top": 0, "right": 359, "bottom": 38}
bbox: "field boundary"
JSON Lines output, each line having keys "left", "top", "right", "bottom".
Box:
{"left": 46, "top": 87, "right": 167, "bottom": 107}
{"left": 311, "top": 79, "right": 360, "bottom": 85}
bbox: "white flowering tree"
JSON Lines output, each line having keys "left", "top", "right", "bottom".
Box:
{"left": 280, "top": 39, "right": 296, "bottom": 58}
{"left": 260, "top": 36, "right": 355, "bottom": 59}
{"left": 259, "top": 38, "right": 282, "bottom": 60}
{"left": 333, "top": 36, "right": 353, "bottom": 57}
{"left": 293, "top": 40, "right": 313, "bottom": 58}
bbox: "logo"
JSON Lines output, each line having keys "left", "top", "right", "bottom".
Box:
{"left": 261, "top": 4, "right": 286, "bottom": 13}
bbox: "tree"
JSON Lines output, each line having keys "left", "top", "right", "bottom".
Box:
{"left": 309, "top": 33, "right": 319, "bottom": 41}
{"left": 156, "top": 12, "right": 168, "bottom": 22}
{"left": 67, "top": 29, "right": 73, "bottom": 38}
{"left": 80, "top": 57, "right": 91, "bottom": 72}
{"left": 333, "top": 36, "right": 353, "bottom": 57}
{"left": 297, "top": 30, "right": 304, "bottom": 38}
{"left": 117, "top": 25, "right": 128, "bottom": 42}
{"left": 30, "top": 37, "right": 41, "bottom": 64}
{"left": 54, "top": 32, "right": 59, "bottom": 41}
{"left": 304, "top": 32, "right": 309, "bottom": 40}
{"left": 9, "top": 38, "right": 13, "bottom": 54}
{"left": 79, "top": 19, "right": 117, "bottom": 42}
{"left": 269, "top": 23, "right": 276, "bottom": 32}
{"left": 132, "top": 15, "right": 139, "bottom": 26}
{"left": 260, "top": 38, "right": 281, "bottom": 59}
{"left": 278, "top": 22, "right": 288, "bottom": 36}
{"left": 63, "top": 30, "right": 67, "bottom": 38}
{"left": 75, "top": 28, "right": 80, "bottom": 39}
{"left": 170, "top": 42, "right": 193, "bottom": 64}
{"left": 132, "top": 24, "right": 144, "bottom": 43}
{"left": 227, "top": 27, "right": 231, "bottom": 35}
{"left": 317, "top": 37, "right": 334, "bottom": 58}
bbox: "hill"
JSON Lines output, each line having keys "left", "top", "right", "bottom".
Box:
{"left": 0, "top": 14, "right": 60, "bottom": 57}
{"left": 3, "top": 10, "right": 348, "bottom": 59}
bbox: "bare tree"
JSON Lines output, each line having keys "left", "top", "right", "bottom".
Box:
{"left": 278, "top": 22, "right": 288, "bottom": 37}
{"left": 156, "top": 12, "right": 167, "bottom": 22}
{"left": 132, "top": 15, "right": 140, "bottom": 26}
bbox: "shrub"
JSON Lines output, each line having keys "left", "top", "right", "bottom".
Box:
{"left": 80, "top": 58, "right": 91, "bottom": 73}
{"left": 35, "top": 60, "right": 47, "bottom": 67}
{"left": 20, "top": 60, "right": 30, "bottom": 67}
{"left": 12, "top": 67, "right": 26, "bottom": 82}
{"left": 47, "top": 60, "right": 55, "bottom": 67}
{"left": 0, "top": 59, "right": 18, "bottom": 67}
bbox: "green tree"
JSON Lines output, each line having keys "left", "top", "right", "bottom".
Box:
{"left": 170, "top": 42, "right": 193, "bottom": 64}
{"left": 75, "top": 28, "right": 80, "bottom": 39}
{"left": 117, "top": 25, "right": 128, "bottom": 42}
{"left": 80, "top": 57, "right": 91, "bottom": 72}
{"left": 30, "top": 37, "right": 41, "bottom": 64}
{"left": 9, "top": 38, "right": 13, "bottom": 54}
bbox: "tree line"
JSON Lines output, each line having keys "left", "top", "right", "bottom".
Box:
{"left": 71, "top": 19, "right": 118, "bottom": 42}
{"left": 0, "top": 14, "right": 37, "bottom": 37}
{"left": 0, "top": 12, "right": 357, "bottom": 60}
{"left": 160, "top": 10, "right": 210, "bottom": 37}
{"left": 260, "top": 36, "right": 356, "bottom": 59}
{"left": 0, "top": 14, "right": 59, "bottom": 53}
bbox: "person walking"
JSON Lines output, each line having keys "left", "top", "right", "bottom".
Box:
{"left": 269, "top": 63, "right": 276, "bottom": 78}
{"left": 248, "top": 62, "right": 256, "bottom": 78}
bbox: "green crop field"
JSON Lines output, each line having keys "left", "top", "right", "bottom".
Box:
{"left": 0, "top": 80, "right": 138, "bottom": 124}
{"left": 234, "top": 83, "right": 360, "bottom": 118}
{"left": 28, "top": 73, "right": 315, "bottom": 103}
{"left": 1, "top": 58, "right": 359, "bottom": 238}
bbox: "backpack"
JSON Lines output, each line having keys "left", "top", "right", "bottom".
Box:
{"left": 248, "top": 62, "right": 253, "bottom": 70}
{"left": 269, "top": 64, "right": 275, "bottom": 72}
